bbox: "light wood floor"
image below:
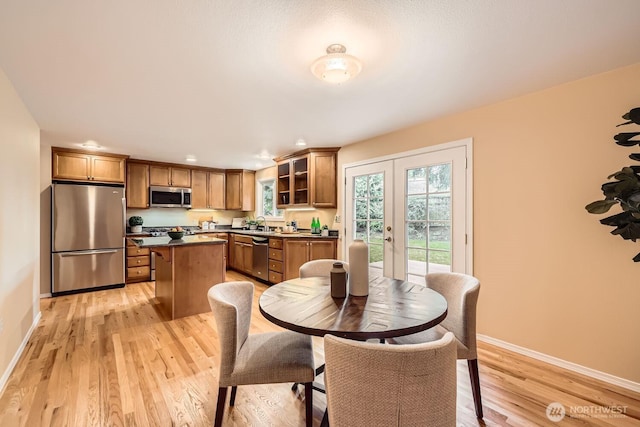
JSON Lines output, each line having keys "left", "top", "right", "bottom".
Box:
{"left": 1, "top": 271, "right": 639, "bottom": 426}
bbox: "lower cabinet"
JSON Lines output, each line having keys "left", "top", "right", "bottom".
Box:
{"left": 268, "top": 238, "right": 284, "bottom": 283}
{"left": 232, "top": 235, "right": 253, "bottom": 275}
{"left": 283, "top": 238, "right": 336, "bottom": 280}
{"left": 126, "top": 238, "right": 151, "bottom": 283}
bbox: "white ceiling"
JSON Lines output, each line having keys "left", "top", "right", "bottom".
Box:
{"left": 1, "top": 0, "right": 640, "bottom": 169}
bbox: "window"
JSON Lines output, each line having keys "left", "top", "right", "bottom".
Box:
{"left": 258, "top": 179, "right": 284, "bottom": 219}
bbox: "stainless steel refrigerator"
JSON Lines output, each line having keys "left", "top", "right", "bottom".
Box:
{"left": 51, "top": 183, "right": 125, "bottom": 295}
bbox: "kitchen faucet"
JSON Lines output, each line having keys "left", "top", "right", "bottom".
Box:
{"left": 256, "top": 216, "right": 269, "bottom": 232}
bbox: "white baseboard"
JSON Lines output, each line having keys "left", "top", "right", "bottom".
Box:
{"left": 478, "top": 334, "right": 640, "bottom": 393}
{"left": 0, "top": 311, "right": 42, "bottom": 396}
{"left": 40, "top": 293, "right": 51, "bottom": 299}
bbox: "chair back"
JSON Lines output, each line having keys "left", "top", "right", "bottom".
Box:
{"left": 207, "top": 281, "right": 254, "bottom": 384}
{"left": 425, "top": 272, "right": 480, "bottom": 357}
{"left": 299, "top": 259, "right": 349, "bottom": 278}
{"left": 324, "top": 332, "right": 457, "bottom": 427}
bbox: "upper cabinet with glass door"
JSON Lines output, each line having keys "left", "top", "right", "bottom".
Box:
{"left": 275, "top": 148, "right": 340, "bottom": 209}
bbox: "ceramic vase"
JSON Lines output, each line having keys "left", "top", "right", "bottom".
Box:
{"left": 330, "top": 262, "right": 347, "bottom": 298}
{"left": 349, "top": 239, "right": 369, "bottom": 296}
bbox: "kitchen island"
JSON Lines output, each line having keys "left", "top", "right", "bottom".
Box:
{"left": 132, "top": 234, "right": 226, "bottom": 319}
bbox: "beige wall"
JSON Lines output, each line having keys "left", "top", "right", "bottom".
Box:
{"left": 39, "top": 142, "right": 51, "bottom": 295}
{"left": 0, "top": 68, "right": 41, "bottom": 388}
{"left": 338, "top": 62, "right": 640, "bottom": 383}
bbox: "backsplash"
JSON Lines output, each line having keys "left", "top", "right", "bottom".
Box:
{"left": 126, "top": 207, "right": 339, "bottom": 230}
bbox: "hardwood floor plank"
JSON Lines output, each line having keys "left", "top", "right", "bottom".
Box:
{"left": 0, "top": 275, "right": 638, "bottom": 426}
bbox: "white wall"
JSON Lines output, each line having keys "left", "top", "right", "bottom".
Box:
{"left": 0, "top": 67, "right": 41, "bottom": 392}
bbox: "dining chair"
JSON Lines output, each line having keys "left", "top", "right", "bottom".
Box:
{"left": 324, "top": 332, "right": 457, "bottom": 427}
{"left": 389, "top": 272, "right": 483, "bottom": 419}
{"left": 299, "top": 259, "right": 349, "bottom": 278}
{"left": 207, "top": 281, "right": 316, "bottom": 427}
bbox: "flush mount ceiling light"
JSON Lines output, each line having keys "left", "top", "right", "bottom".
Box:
{"left": 295, "top": 138, "right": 307, "bottom": 147}
{"left": 185, "top": 155, "right": 197, "bottom": 162}
{"left": 80, "top": 140, "right": 103, "bottom": 150}
{"left": 311, "top": 44, "right": 362, "bottom": 84}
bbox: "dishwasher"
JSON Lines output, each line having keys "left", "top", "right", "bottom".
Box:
{"left": 252, "top": 236, "right": 269, "bottom": 281}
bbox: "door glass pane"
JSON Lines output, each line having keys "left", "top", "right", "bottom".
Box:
{"left": 407, "top": 195, "right": 427, "bottom": 220}
{"left": 405, "top": 162, "right": 453, "bottom": 281}
{"left": 428, "top": 164, "right": 450, "bottom": 192}
{"left": 407, "top": 167, "right": 427, "bottom": 194}
{"left": 351, "top": 173, "right": 385, "bottom": 277}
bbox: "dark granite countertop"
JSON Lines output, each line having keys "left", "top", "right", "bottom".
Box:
{"left": 127, "top": 229, "right": 338, "bottom": 239}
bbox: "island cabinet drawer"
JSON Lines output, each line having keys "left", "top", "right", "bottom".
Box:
{"left": 269, "top": 239, "right": 283, "bottom": 249}
{"left": 127, "top": 247, "right": 150, "bottom": 257}
{"left": 127, "top": 256, "right": 150, "bottom": 268}
{"left": 268, "top": 248, "right": 283, "bottom": 261}
{"left": 269, "top": 271, "right": 283, "bottom": 284}
{"left": 127, "top": 266, "right": 150, "bottom": 279}
{"left": 269, "top": 260, "right": 283, "bottom": 273}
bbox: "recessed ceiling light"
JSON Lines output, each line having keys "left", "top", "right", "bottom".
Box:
{"left": 295, "top": 138, "right": 307, "bottom": 147}
{"left": 185, "top": 156, "right": 197, "bottom": 162}
{"left": 255, "top": 150, "right": 271, "bottom": 160}
{"left": 80, "top": 140, "right": 103, "bottom": 150}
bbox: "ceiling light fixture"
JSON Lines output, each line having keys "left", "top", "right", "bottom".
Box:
{"left": 80, "top": 140, "right": 103, "bottom": 150}
{"left": 185, "top": 156, "right": 197, "bottom": 162}
{"left": 295, "top": 138, "right": 307, "bottom": 147}
{"left": 311, "top": 44, "right": 362, "bottom": 84}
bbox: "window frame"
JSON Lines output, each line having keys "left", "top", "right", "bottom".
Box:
{"left": 257, "top": 178, "right": 284, "bottom": 220}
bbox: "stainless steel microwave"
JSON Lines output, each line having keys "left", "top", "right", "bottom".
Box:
{"left": 149, "top": 186, "right": 192, "bottom": 208}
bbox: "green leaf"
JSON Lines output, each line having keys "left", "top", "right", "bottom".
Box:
{"left": 585, "top": 199, "right": 618, "bottom": 214}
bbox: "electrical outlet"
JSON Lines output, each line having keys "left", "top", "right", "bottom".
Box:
{"left": 334, "top": 215, "right": 341, "bottom": 223}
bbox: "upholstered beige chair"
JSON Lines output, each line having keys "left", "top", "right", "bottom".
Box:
{"left": 390, "top": 272, "right": 482, "bottom": 419}
{"left": 208, "top": 281, "right": 315, "bottom": 427}
{"left": 324, "top": 332, "right": 457, "bottom": 427}
{"left": 299, "top": 259, "right": 349, "bottom": 278}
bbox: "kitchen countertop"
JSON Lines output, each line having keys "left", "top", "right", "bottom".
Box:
{"left": 127, "top": 229, "right": 338, "bottom": 239}
{"left": 131, "top": 235, "right": 226, "bottom": 248}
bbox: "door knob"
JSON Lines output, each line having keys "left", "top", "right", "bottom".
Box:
{"left": 385, "top": 237, "right": 392, "bottom": 242}
{"left": 386, "top": 226, "right": 392, "bottom": 231}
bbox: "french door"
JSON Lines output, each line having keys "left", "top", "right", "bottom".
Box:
{"left": 345, "top": 142, "right": 471, "bottom": 284}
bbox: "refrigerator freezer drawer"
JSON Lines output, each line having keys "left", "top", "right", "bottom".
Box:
{"left": 52, "top": 248, "right": 125, "bottom": 294}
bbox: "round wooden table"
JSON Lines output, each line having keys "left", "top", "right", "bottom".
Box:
{"left": 259, "top": 275, "right": 448, "bottom": 341}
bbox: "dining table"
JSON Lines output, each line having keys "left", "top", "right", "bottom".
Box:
{"left": 258, "top": 275, "right": 448, "bottom": 426}
{"left": 259, "top": 275, "right": 448, "bottom": 341}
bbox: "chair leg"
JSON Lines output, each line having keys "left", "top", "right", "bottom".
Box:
{"left": 467, "top": 359, "right": 483, "bottom": 419}
{"left": 230, "top": 385, "right": 238, "bottom": 406}
{"left": 320, "top": 409, "right": 329, "bottom": 427}
{"left": 214, "top": 387, "right": 227, "bottom": 427}
{"left": 304, "top": 382, "right": 313, "bottom": 427}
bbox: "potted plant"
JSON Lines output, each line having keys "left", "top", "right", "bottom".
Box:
{"left": 585, "top": 107, "right": 640, "bottom": 261}
{"left": 128, "top": 216, "right": 144, "bottom": 233}
{"left": 246, "top": 219, "right": 258, "bottom": 230}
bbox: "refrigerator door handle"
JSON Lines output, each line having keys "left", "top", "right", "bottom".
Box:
{"left": 60, "top": 249, "right": 120, "bottom": 257}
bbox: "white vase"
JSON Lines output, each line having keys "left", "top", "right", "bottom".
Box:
{"left": 349, "top": 239, "right": 369, "bottom": 296}
{"left": 131, "top": 225, "right": 142, "bottom": 233}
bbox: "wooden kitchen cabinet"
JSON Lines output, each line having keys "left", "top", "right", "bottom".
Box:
{"left": 52, "top": 147, "right": 127, "bottom": 183}
{"left": 126, "top": 237, "right": 151, "bottom": 283}
{"left": 268, "top": 238, "right": 284, "bottom": 283}
{"left": 126, "top": 162, "right": 149, "bottom": 208}
{"left": 275, "top": 148, "right": 339, "bottom": 209}
{"left": 226, "top": 169, "right": 255, "bottom": 211}
{"left": 283, "top": 238, "right": 337, "bottom": 280}
{"left": 149, "top": 165, "right": 191, "bottom": 187}
{"left": 191, "top": 169, "right": 226, "bottom": 209}
{"left": 232, "top": 235, "right": 253, "bottom": 275}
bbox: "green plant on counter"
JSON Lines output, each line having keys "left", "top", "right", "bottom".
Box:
{"left": 128, "top": 216, "right": 143, "bottom": 226}
{"left": 585, "top": 107, "right": 640, "bottom": 261}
